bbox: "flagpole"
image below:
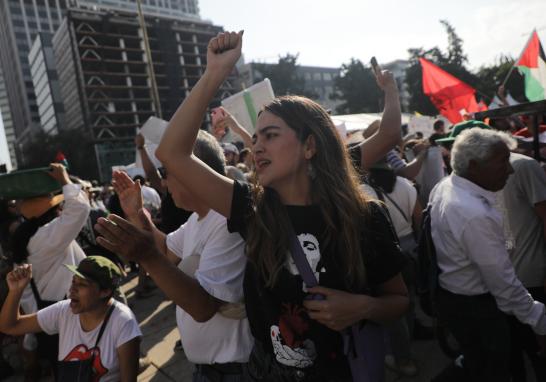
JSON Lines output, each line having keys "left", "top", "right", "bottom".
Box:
{"left": 500, "top": 29, "right": 536, "bottom": 87}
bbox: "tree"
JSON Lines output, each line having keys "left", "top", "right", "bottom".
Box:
{"left": 405, "top": 20, "right": 482, "bottom": 114}
{"left": 475, "top": 55, "right": 527, "bottom": 102}
{"left": 253, "top": 54, "right": 315, "bottom": 97}
{"left": 19, "top": 129, "right": 99, "bottom": 180}
{"left": 331, "top": 58, "right": 382, "bottom": 114}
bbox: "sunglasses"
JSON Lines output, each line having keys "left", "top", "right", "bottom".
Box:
{"left": 158, "top": 167, "right": 167, "bottom": 179}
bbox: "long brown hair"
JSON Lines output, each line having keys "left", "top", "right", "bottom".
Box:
{"left": 246, "top": 96, "right": 372, "bottom": 291}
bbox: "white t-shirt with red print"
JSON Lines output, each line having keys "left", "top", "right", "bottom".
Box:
{"left": 37, "top": 300, "right": 141, "bottom": 382}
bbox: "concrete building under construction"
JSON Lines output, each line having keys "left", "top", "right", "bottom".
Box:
{"left": 50, "top": 6, "right": 236, "bottom": 180}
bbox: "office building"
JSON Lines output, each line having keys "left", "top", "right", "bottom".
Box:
{"left": 29, "top": 32, "right": 67, "bottom": 135}
{"left": 52, "top": 6, "right": 234, "bottom": 180}
{"left": 239, "top": 62, "right": 342, "bottom": 113}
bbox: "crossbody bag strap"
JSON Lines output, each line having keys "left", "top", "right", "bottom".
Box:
{"left": 382, "top": 193, "right": 409, "bottom": 223}
{"left": 94, "top": 303, "right": 115, "bottom": 348}
{"left": 29, "top": 278, "right": 44, "bottom": 306}
{"left": 285, "top": 218, "right": 363, "bottom": 358}
{"left": 287, "top": 222, "right": 319, "bottom": 289}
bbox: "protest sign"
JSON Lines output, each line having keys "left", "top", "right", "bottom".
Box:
{"left": 220, "top": 78, "right": 275, "bottom": 142}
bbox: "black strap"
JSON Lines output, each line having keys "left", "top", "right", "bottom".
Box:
{"left": 373, "top": 186, "right": 409, "bottom": 223}
{"left": 287, "top": 222, "right": 319, "bottom": 290}
{"left": 29, "top": 279, "right": 66, "bottom": 309}
{"left": 94, "top": 303, "right": 115, "bottom": 348}
{"left": 383, "top": 193, "right": 409, "bottom": 223}
{"left": 29, "top": 278, "right": 44, "bottom": 306}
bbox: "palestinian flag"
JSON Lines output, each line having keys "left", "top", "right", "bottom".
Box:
{"left": 516, "top": 30, "right": 546, "bottom": 102}
{"left": 55, "top": 150, "right": 69, "bottom": 169}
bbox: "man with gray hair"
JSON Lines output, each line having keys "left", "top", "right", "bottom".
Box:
{"left": 429, "top": 128, "right": 546, "bottom": 381}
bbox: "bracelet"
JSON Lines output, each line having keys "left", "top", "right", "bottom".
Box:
{"left": 137, "top": 146, "right": 145, "bottom": 150}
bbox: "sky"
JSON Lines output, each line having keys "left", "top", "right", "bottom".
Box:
{"left": 3, "top": 0, "right": 546, "bottom": 170}
{"left": 199, "top": 0, "right": 546, "bottom": 71}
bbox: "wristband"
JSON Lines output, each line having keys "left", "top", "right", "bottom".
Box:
{"left": 137, "top": 146, "right": 145, "bottom": 150}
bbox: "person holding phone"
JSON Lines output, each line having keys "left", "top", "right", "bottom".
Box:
{"left": 118, "top": 31, "right": 409, "bottom": 381}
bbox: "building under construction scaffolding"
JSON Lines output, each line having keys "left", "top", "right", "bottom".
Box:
{"left": 52, "top": 6, "right": 236, "bottom": 180}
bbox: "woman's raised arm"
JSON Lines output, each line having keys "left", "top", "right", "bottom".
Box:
{"left": 155, "top": 31, "right": 244, "bottom": 218}
{"left": 359, "top": 70, "right": 402, "bottom": 169}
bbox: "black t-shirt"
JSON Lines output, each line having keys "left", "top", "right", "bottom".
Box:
{"left": 227, "top": 181, "right": 405, "bottom": 379}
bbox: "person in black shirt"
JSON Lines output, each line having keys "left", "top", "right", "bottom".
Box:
{"left": 153, "top": 31, "right": 409, "bottom": 382}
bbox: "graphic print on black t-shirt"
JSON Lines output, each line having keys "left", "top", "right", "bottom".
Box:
{"left": 286, "top": 233, "right": 326, "bottom": 291}
{"left": 63, "top": 345, "right": 108, "bottom": 382}
{"left": 270, "top": 232, "right": 324, "bottom": 368}
{"left": 229, "top": 181, "right": 406, "bottom": 377}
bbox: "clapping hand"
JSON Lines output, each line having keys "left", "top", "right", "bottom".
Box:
{"left": 6, "top": 264, "right": 32, "bottom": 293}
{"left": 112, "top": 170, "right": 143, "bottom": 221}
{"left": 95, "top": 210, "right": 158, "bottom": 263}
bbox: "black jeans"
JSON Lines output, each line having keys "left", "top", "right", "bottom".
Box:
{"left": 193, "top": 363, "right": 246, "bottom": 382}
{"left": 436, "top": 287, "right": 511, "bottom": 382}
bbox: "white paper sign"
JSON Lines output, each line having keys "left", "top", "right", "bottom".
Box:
{"left": 220, "top": 78, "right": 275, "bottom": 141}
{"left": 135, "top": 116, "right": 168, "bottom": 169}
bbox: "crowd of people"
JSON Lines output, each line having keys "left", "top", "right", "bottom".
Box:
{"left": 0, "top": 31, "right": 545, "bottom": 382}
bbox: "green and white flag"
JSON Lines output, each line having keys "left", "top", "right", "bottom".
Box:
{"left": 517, "top": 30, "right": 546, "bottom": 102}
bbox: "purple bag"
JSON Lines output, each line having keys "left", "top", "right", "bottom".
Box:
{"left": 288, "top": 228, "right": 385, "bottom": 382}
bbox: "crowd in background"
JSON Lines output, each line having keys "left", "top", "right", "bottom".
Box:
{"left": 0, "top": 31, "right": 545, "bottom": 382}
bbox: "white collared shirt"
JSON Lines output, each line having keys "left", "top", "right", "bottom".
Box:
{"left": 430, "top": 174, "right": 546, "bottom": 334}
{"left": 20, "top": 184, "right": 90, "bottom": 314}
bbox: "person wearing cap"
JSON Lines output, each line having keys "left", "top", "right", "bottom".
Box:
{"left": 10, "top": 164, "right": 90, "bottom": 311}
{"left": 8, "top": 163, "right": 91, "bottom": 375}
{"left": 433, "top": 119, "right": 491, "bottom": 146}
{"left": 429, "top": 128, "right": 546, "bottom": 381}
{"left": 0, "top": 257, "right": 141, "bottom": 382}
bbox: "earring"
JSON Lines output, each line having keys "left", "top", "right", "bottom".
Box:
{"left": 308, "top": 162, "right": 316, "bottom": 180}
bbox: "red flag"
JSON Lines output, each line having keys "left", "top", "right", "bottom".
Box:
{"left": 477, "top": 100, "right": 488, "bottom": 112}
{"left": 419, "top": 58, "right": 482, "bottom": 123}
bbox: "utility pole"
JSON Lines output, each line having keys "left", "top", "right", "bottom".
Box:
{"left": 136, "top": 0, "right": 162, "bottom": 119}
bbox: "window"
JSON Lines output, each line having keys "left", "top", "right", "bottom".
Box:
{"left": 323, "top": 72, "right": 332, "bottom": 81}
{"left": 313, "top": 72, "right": 321, "bottom": 81}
